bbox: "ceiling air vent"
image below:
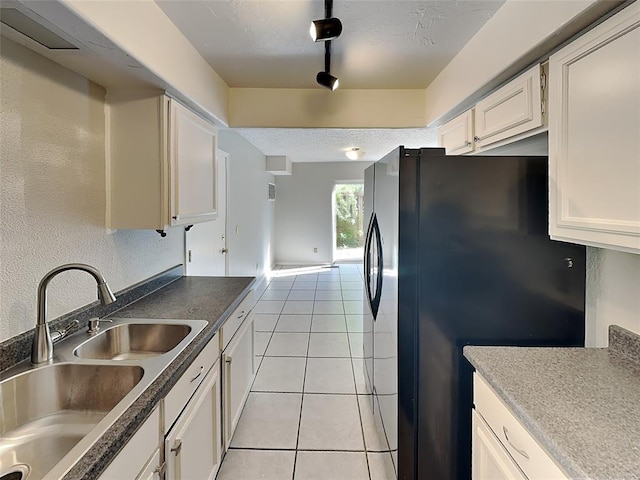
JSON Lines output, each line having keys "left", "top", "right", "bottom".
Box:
{"left": 0, "top": 7, "right": 78, "bottom": 50}
{"left": 268, "top": 183, "right": 276, "bottom": 202}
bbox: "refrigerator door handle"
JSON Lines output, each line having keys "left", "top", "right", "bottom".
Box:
{"left": 365, "top": 214, "right": 383, "bottom": 319}
{"left": 364, "top": 214, "right": 375, "bottom": 312}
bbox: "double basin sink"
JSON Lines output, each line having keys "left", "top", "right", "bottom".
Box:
{"left": 0, "top": 318, "right": 208, "bottom": 480}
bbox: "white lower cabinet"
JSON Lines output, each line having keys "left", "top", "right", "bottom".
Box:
{"left": 99, "top": 407, "right": 162, "bottom": 480}
{"left": 165, "top": 361, "right": 222, "bottom": 480}
{"left": 222, "top": 312, "right": 255, "bottom": 450}
{"left": 472, "top": 374, "right": 568, "bottom": 480}
{"left": 472, "top": 410, "right": 527, "bottom": 480}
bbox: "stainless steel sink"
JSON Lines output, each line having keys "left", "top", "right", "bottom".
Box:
{"left": 0, "top": 317, "right": 208, "bottom": 480}
{"left": 74, "top": 323, "right": 193, "bottom": 360}
{"left": 0, "top": 363, "right": 143, "bottom": 480}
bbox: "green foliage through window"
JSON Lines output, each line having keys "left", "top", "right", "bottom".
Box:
{"left": 335, "top": 184, "right": 365, "bottom": 249}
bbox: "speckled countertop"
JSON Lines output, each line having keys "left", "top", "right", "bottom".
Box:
{"left": 464, "top": 326, "right": 640, "bottom": 480}
{"left": 63, "top": 276, "right": 255, "bottom": 480}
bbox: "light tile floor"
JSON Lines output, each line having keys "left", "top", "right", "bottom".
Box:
{"left": 216, "top": 263, "right": 396, "bottom": 480}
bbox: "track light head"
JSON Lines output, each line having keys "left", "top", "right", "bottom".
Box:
{"left": 310, "top": 17, "right": 342, "bottom": 41}
{"left": 316, "top": 71, "right": 339, "bottom": 91}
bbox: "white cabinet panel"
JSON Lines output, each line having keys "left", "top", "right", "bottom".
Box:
{"left": 438, "top": 110, "right": 474, "bottom": 155}
{"left": 473, "top": 374, "right": 568, "bottom": 480}
{"left": 474, "top": 64, "right": 543, "bottom": 148}
{"left": 549, "top": 2, "right": 640, "bottom": 253}
{"left": 164, "top": 332, "right": 219, "bottom": 433}
{"left": 99, "top": 407, "right": 161, "bottom": 480}
{"left": 472, "top": 410, "right": 527, "bottom": 480}
{"left": 223, "top": 314, "right": 255, "bottom": 450}
{"left": 165, "top": 362, "right": 222, "bottom": 480}
{"left": 221, "top": 290, "right": 255, "bottom": 350}
{"left": 170, "top": 101, "right": 218, "bottom": 226}
{"left": 107, "top": 92, "right": 218, "bottom": 232}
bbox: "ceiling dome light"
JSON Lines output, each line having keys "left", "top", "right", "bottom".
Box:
{"left": 316, "top": 71, "right": 339, "bottom": 91}
{"left": 346, "top": 148, "right": 364, "bottom": 160}
{"left": 310, "top": 17, "right": 343, "bottom": 42}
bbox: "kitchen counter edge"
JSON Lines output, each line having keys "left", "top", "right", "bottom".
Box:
{"left": 62, "top": 275, "right": 256, "bottom": 480}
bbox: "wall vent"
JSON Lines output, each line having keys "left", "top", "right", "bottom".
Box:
{"left": 268, "top": 182, "right": 276, "bottom": 201}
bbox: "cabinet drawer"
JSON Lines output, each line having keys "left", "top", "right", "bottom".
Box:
{"left": 221, "top": 290, "right": 254, "bottom": 350}
{"left": 473, "top": 374, "right": 568, "bottom": 479}
{"left": 100, "top": 407, "right": 160, "bottom": 480}
{"left": 165, "top": 332, "right": 219, "bottom": 433}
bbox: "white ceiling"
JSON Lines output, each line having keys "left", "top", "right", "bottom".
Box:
{"left": 156, "top": 0, "right": 505, "bottom": 162}
{"left": 233, "top": 127, "right": 438, "bottom": 162}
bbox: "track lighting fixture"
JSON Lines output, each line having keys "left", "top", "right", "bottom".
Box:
{"left": 310, "top": 17, "right": 342, "bottom": 42}
{"left": 311, "top": 0, "right": 341, "bottom": 91}
{"left": 316, "top": 71, "right": 339, "bottom": 91}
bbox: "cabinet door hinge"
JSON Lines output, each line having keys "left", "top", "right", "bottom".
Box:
{"left": 540, "top": 72, "right": 547, "bottom": 89}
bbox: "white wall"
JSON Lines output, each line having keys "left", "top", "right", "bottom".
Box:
{"left": 219, "top": 130, "right": 275, "bottom": 276}
{"left": 586, "top": 248, "right": 640, "bottom": 347}
{"left": 274, "top": 162, "right": 370, "bottom": 265}
{"left": 0, "top": 39, "right": 184, "bottom": 342}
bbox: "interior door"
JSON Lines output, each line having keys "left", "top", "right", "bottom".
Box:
{"left": 185, "top": 150, "right": 228, "bottom": 276}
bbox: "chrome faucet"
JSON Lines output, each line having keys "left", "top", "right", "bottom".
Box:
{"left": 32, "top": 263, "right": 117, "bottom": 364}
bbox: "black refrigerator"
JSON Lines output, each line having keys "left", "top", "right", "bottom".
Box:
{"left": 362, "top": 147, "right": 585, "bottom": 480}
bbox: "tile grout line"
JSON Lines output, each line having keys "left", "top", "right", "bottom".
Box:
{"left": 292, "top": 297, "right": 313, "bottom": 480}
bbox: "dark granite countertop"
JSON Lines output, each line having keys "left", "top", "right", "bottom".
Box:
{"left": 463, "top": 326, "right": 640, "bottom": 480}
{"left": 63, "top": 275, "right": 255, "bottom": 480}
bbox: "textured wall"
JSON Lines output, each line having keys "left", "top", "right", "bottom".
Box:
{"left": 0, "top": 39, "right": 183, "bottom": 342}
{"left": 274, "top": 161, "right": 370, "bottom": 264}
{"left": 219, "top": 129, "right": 275, "bottom": 275}
{"left": 585, "top": 248, "right": 640, "bottom": 347}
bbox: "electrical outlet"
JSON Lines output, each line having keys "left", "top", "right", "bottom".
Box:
{"left": 313, "top": 247, "right": 318, "bottom": 253}
{"left": 256, "top": 263, "right": 259, "bottom": 271}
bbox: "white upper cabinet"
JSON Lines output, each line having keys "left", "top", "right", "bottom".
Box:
{"left": 438, "top": 110, "right": 474, "bottom": 155}
{"left": 107, "top": 92, "right": 218, "bottom": 232}
{"left": 438, "top": 64, "right": 546, "bottom": 154}
{"left": 474, "top": 64, "right": 544, "bottom": 149}
{"left": 549, "top": 2, "right": 640, "bottom": 254}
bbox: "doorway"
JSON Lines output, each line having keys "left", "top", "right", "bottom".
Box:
{"left": 333, "top": 183, "right": 365, "bottom": 263}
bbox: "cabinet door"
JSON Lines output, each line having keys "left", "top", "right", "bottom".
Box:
{"left": 169, "top": 100, "right": 218, "bottom": 226}
{"left": 165, "top": 362, "right": 222, "bottom": 480}
{"left": 549, "top": 2, "right": 640, "bottom": 253}
{"left": 438, "top": 110, "right": 474, "bottom": 155}
{"left": 474, "top": 64, "right": 543, "bottom": 148}
{"left": 136, "top": 449, "right": 162, "bottom": 480}
{"left": 223, "top": 314, "right": 256, "bottom": 450}
{"left": 472, "top": 411, "right": 527, "bottom": 480}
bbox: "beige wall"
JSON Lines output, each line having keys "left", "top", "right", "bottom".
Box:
{"left": 0, "top": 39, "right": 184, "bottom": 342}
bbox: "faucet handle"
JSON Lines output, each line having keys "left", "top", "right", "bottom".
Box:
{"left": 88, "top": 317, "right": 113, "bottom": 335}
{"left": 51, "top": 319, "right": 80, "bottom": 344}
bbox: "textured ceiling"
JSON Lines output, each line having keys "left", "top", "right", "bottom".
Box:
{"left": 156, "top": 0, "right": 504, "bottom": 89}
{"left": 156, "top": 0, "right": 504, "bottom": 163}
{"left": 233, "top": 127, "right": 439, "bottom": 163}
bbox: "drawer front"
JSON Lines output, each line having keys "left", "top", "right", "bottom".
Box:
{"left": 221, "top": 290, "right": 254, "bottom": 350}
{"left": 165, "top": 332, "right": 219, "bottom": 433}
{"left": 473, "top": 374, "right": 568, "bottom": 479}
{"left": 472, "top": 410, "right": 527, "bottom": 480}
{"left": 100, "top": 407, "right": 160, "bottom": 480}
